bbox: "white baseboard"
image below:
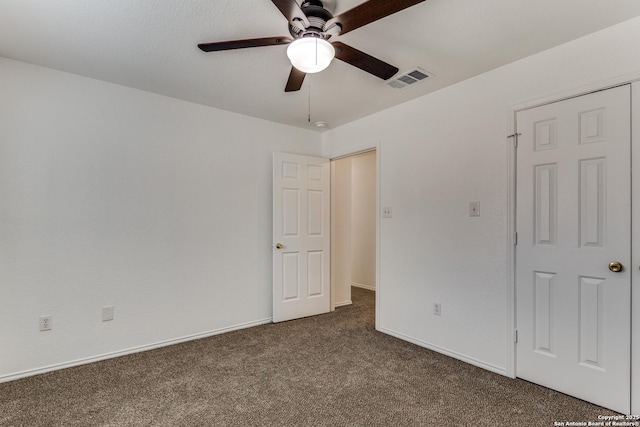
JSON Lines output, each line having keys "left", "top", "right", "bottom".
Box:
{"left": 334, "top": 299, "right": 352, "bottom": 308}
{"left": 378, "top": 326, "right": 507, "bottom": 376}
{"left": 350, "top": 282, "right": 376, "bottom": 291}
{"left": 0, "top": 317, "right": 272, "bottom": 383}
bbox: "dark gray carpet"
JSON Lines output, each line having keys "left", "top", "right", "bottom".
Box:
{"left": 0, "top": 287, "right": 616, "bottom": 426}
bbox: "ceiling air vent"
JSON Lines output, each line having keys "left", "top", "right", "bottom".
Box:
{"left": 386, "top": 68, "right": 432, "bottom": 89}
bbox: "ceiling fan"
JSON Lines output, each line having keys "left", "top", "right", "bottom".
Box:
{"left": 198, "top": 0, "right": 426, "bottom": 92}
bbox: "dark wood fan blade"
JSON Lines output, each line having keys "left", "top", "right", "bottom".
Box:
{"left": 285, "top": 67, "right": 306, "bottom": 92}
{"left": 271, "top": 0, "right": 310, "bottom": 28}
{"left": 198, "top": 36, "right": 292, "bottom": 52}
{"left": 327, "top": 0, "right": 425, "bottom": 35}
{"left": 332, "top": 41, "right": 398, "bottom": 80}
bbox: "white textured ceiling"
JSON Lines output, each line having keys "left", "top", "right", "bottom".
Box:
{"left": 2, "top": 0, "right": 640, "bottom": 131}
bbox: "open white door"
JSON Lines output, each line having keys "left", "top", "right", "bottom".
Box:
{"left": 273, "top": 152, "right": 330, "bottom": 323}
{"left": 516, "top": 85, "right": 631, "bottom": 413}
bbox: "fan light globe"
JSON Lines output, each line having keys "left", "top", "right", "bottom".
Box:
{"left": 287, "top": 37, "right": 335, "bottom": 73}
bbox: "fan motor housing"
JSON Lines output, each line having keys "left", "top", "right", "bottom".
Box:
{"left": 289, "top": 0, "right": 334, "bottom": 38}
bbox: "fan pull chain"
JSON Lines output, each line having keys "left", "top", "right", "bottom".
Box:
{"left": 308, "top": 82, "right": 311, "bottom": 123}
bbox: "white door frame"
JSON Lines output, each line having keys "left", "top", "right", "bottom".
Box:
{"left": 506, "top": 73, "right": 640, "bottom": 414}
{"left": 328, "top": 142, "right": 381, "bottom": 330}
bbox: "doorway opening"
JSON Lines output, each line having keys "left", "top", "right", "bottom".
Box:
{"left": 330, "top": 150, "right": 377, "bottom": 314}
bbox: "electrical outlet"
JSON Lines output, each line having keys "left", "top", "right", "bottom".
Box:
{"left": 383, "top": 207, "right": 393, "bottom": 218}
{"left": 433, "top": 303, "right": 442, "bottom": 316}
{"left": 40, "top": 315, "right": 52, "bottom": 331}
{"left": 102, "top": 305, "right": 114, "bottom": 322}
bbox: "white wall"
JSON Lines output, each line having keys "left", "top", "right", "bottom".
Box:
{"left": 350, "top": 151, "right": 376, "bottom": 291}
{"left": 322, "top": 17, "right": 640, "bottom": 380}
{"left": 331, "top": 158, "right": 352, "bottom": 307}
{"left": 0, "top": 57, "right": 322, "bottom": 380}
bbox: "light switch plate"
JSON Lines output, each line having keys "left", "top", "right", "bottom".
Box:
{"left": 469, "top": 201, "right": 480, "bottom": 217}
{"left": 102, "top": 305, "right": 114, "bottom": 322}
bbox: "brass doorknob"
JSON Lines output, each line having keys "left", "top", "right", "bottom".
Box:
{"left": 275, "top": 243, "right": 284, "bottom": 249}
{"left": 608, "top": 261, "right": 623, "bottom": 273}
